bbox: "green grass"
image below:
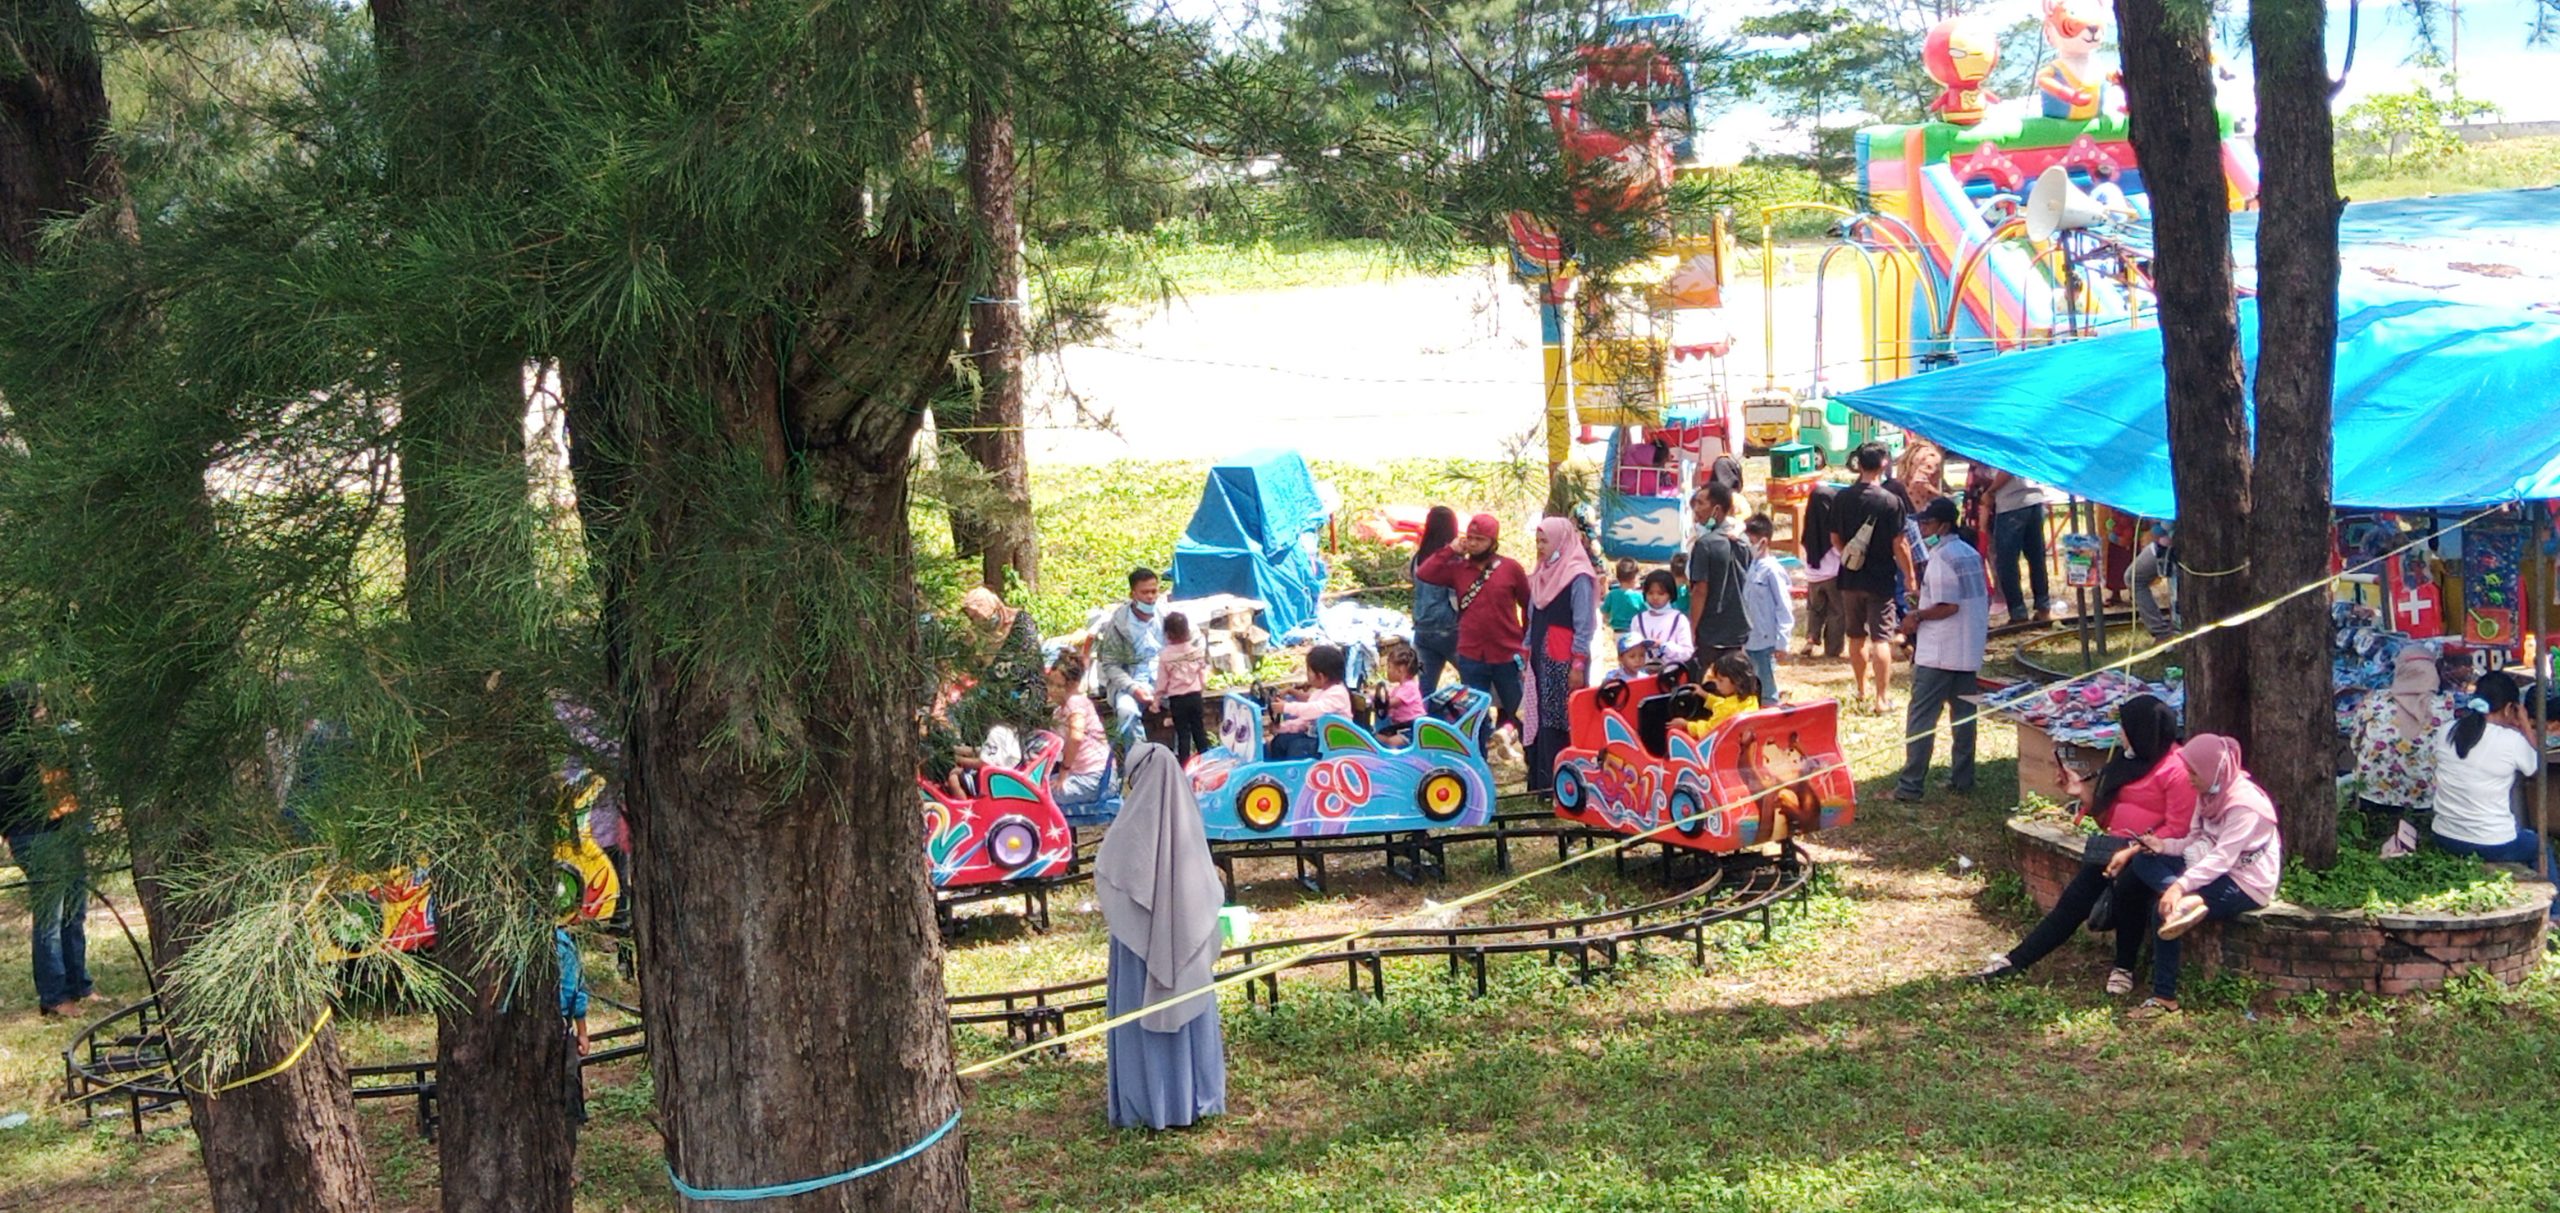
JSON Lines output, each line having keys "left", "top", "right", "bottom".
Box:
{"left": 1036, "top": 233, "right": 1474, "bottom": 308}
{"left": 920, "top": 457, "right": 1547, "bottom": 637}
{"left": 2338, "top": 134, "right": 2560, "bottom": 201}
{"left": 11, "top": 485, "right": 2560, "bottom": 1212}
{"left": 2281, "top": 813, "right": 2523, "bottom": 916}
{"left": 2012, "top": 621, "right": 2172, "bottom": 682}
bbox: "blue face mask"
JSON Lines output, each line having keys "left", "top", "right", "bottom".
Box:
{"left": 1923, "top": 530, "right": 1948, "bottom": 550}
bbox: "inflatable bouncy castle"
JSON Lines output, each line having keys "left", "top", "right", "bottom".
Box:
{"left": 1852, "top": 0, "right": 2259, "bottom": 373}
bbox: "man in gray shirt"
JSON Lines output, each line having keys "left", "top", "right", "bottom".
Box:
{"left": 1986, "top": 467, "right": 2064, "bottom": 624}
{"left": 2128, "top": 520, "right": 2179, "bottom": 639}
{"left": 1686, "top": 482, "right": 1752, "bottom": 675}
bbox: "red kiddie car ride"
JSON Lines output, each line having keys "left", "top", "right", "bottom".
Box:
{"left": 1549, "top": 669, "right": 1855, "bottom": 852}
{"left": 919, "top": 731, "right": 1077, "bottom": 890}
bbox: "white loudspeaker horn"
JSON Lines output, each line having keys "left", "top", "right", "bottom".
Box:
{"left": 2025, "top": 165, "right": 2109, "bottom": 243}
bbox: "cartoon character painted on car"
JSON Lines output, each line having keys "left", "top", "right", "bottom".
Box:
{"left": 318, "top": 776, "right": 624, "bottom": 962}
{"left": 1189, "top": 685, "right": 1497, "bottom": 840}
{"left": 1551, "top": 671, "right": 1855, "bottom": 853}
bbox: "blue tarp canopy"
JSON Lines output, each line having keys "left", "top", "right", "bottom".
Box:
{"left": 1833, "top": 288, "right": 2560, "bottom": 519}
{"left": 1171, "top": 449, "right": 1329, "bottom": 636}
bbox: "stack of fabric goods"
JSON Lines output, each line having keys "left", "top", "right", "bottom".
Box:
{"left": 1272, "top": 599, "right": 1413, "bottom": 687}
{"left": 1984, "top": 669, "right": 2185, "bottom": 749}
{"left": 2329, "top": 600, "right": 2451, "bottom": 741}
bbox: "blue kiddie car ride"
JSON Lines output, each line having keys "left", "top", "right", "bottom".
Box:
{"left": 1187, "top": 684, "right": 1498, "bottom": 840}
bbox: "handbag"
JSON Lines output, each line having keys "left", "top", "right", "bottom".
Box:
{"left": 1842, "top": 517, "right": 1878, "bottom": 571}
{"left": 2079, "top": 834, "right": 2136, "bottom": 931}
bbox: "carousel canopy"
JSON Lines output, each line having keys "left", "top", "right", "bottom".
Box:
{"left": 1834, "top": 284, "right": 2560, "bottom": 518}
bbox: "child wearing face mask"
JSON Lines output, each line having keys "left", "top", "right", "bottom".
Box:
{"left": 1626, "top": 569, "right": 1694, "bottom": 668}
{"left": 1740, "top": 514, "right": 1794, "bottom": 707}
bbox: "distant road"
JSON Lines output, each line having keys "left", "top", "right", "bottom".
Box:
{"left": 1006, "top": 265, "right": 1868, "bottom": 467}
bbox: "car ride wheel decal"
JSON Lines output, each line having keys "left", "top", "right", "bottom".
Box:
{"left": 1669, "top": 789, "right": 1706, "bottom": 838}
{"left": 1415, "top": 769, "right": 1469, "bottom": 823}
{"left": 987, "top": 816, "right": 1043, "bottom": 870}
{"left": 1237, "top": 777, "right": 1289, "bottom": 831}
{"left": 553, "top": 862, "right": 585, "bottom": 920}
{"left": 1553, "top": 765, "right": 1585, "bottom": 811}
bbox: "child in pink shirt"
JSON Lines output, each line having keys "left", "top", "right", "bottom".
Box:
{"left": 1158, "top": 612, "right": 1212, "bottom": 761}
{"left": 1377, "top": 646, "right": 1427, "bottom": 743}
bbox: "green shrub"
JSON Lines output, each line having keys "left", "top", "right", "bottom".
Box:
{"left": 2279, "top": 813, "right": 2520, "bottom": 916}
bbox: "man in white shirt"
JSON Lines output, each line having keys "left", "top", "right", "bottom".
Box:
{"left": 1895, "top": 498, "right": 1988, "bottom": 801}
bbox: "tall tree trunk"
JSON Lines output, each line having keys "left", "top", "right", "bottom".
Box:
{"left": 133, "top": 851, "right": 381, "bottom": 1213}
{"left": 371, "top": 0, "right": 584, "bottom": 1201}
{"left": 2247, "top": 0, "right": 2343, "bottom": 869}
{"left": 959, "top": 0, "right": 1038, "bottom": 593}
{"left": 402, "top": 362, "right": 576, "bottom": 1213}
{"left": 0, "top": 0, "right": 132, "bottom": 256}
{"left": 2113, "top": 0, "right": 2253, "bottom": 742}
{"left": 566, "top": 297, "right": 972, "bottom": 1211}
{"left": 0, "top": 5, "right": 377, "bottom": 1208}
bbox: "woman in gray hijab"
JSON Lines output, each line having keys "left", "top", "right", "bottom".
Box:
{"left": 1094, "top": 742, "right": 1226, "bottom": 1129}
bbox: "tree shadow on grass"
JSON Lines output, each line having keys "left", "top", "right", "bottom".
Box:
{"left": 964, "top": 961, "right": 2560, "bottom": 1212}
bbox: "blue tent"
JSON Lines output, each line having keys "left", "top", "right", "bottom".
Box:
{"left": 1833, "top": 288, "right": 2560, "bottom": 518}
{"left": 1171, "top": 450, "right": 1329, "bottom": 636}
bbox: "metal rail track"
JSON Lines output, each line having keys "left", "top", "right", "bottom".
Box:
{"left": 63, "top": 833, "right": 1813, "bottom": 1139}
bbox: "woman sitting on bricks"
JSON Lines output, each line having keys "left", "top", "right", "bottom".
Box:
{"left": 1974, "top": 694, "right": 2193, "bottom": 994}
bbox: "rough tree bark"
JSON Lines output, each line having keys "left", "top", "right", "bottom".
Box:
{"left": 132, "top": 852, "right": 382, "bottom": 1213}
{"left": 958, "top": 0, "right": 1040, "bottom": 593}
{"left": 371, "top": 1, "right": 581, "bottom": 1203}
{"left": 566, "top": 271, "right": 974, "bottom": 1210}
{"left": 2112, "top": 0, "right": 2254, "bottom": 743}
{"left": 2246, "top": 0, "right": 2343, "bottom": 869}
{"left": 0, "top": 5, "right": 378, "bottom": 1209}
{"left": 402, "top": 362, "right": 574, "bottom": 1213}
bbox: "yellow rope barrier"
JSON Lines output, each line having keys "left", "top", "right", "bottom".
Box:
{"left": 196, "top": 1007, "right": 335, "bottom": 1097}
{"left": 955, "top": 503, "right": 2506, "bottom": 1077}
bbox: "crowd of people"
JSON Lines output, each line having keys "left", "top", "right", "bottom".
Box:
{"left": 901, "top": 437, "right": 2191, "bottom": 833}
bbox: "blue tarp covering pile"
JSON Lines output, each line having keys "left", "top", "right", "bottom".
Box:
{"left": 1171, "top": 450, "right": 1329, "bottom": 637}
{"left": 1835, "top": 286, "right": 2560, "bottom": 518}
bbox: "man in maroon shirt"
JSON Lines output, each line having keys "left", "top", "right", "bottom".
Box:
{"left": 1416, "top": 512, "right": 1531, "bottom": 732}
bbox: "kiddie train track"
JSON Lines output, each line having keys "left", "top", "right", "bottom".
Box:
{"left": 61, "top": 798, "right": 1814, "bottom": 1138}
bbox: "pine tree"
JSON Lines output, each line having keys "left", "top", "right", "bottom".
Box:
{"left": 0, "top": 5, "right": 1707, "bottom": 1208}
{"left": 2111, "top": 0, "right": 2252, "bottom": 743}
{"left": 0, "top": 4, "right": 379, "bottom": 1207}
{"left": 2245, "top": 0, "right": 2343, "bottom": 870}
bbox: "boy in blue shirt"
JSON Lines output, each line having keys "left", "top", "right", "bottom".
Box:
{"left": 1741, "top": 515, "right": 1796, "bottom": 706}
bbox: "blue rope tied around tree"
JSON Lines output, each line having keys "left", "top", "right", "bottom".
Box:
{"left": 664, "top": 1108, "right": 961, "bottom": 1202}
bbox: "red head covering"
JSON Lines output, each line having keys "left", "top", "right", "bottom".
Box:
{"left": 1466, "top": 513, "right": 1501, "bottom": 549}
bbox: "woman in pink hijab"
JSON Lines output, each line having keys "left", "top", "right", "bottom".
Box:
{"left": 1522, "top": 516, "right": 1598, "bottom": 794}
{"left": 2102, "top": 732, "right": 2282, "bottom": 1018}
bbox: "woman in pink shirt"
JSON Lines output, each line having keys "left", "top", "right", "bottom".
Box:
{"left": 1976, "top": 695, "right": 2194, "bottom": 993}
{"left": 2105, "top": 732, "right": 2283, "bottom": 1017}
{"left": 1047, "top": 651, "right": 1112, "bottom": 805}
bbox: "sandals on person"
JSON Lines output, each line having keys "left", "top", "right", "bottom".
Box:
{"left": 2105, "top": 968, "right": 2135, "bottom": 996}
{"left": 2156, "top": 897, "right": 2211, "bottom": 940}
{"left": 2128, "top": 997, "right": 2180, "bottom": 1020}
{"left": 1969, "top": 954, "right": 2016, "bottom": 984}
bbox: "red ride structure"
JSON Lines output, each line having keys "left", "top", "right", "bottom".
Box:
{"left": 1549, "top": 670, "right": 1857, "bottom": 852}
